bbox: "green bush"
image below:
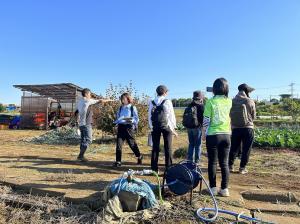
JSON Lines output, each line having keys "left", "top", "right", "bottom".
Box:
{"left": 94, "top": 81, "right": 149, "bottom": 136}
{"left": 176, "top": 122, "right": 186, "bottom": 131}
{"left": 174, "top": 147, "right": 188, "bottom": 158}
{"left": 0, "top": 104, "right": 5, "bottom": 113}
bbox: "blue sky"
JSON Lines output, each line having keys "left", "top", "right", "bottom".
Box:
{"left": 1, "top": 0, "right": 300, "bottom": 104}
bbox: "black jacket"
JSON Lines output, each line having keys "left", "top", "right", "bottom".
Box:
{"left": 190, "top": 100, "right": 204, "bottom": 127}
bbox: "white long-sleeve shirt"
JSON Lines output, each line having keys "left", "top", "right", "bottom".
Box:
{"left": 77, "top": 97, "right": 99, "bottom": 126}
{"left": 148, "top": 96, "right": 177, "bottom": 132}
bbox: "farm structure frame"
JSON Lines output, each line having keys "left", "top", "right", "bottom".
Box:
{"left": 14, "top": 83, "right": 100, "bottom": 129}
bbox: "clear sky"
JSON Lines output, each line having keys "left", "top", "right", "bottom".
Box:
{"left": 1, "top": 0, "right": 300, "bottom": 104}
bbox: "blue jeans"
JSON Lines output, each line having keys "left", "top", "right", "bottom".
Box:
{"left": 187, "top": 128, "right": 202, "bottom": 163}
{"left": 79, "top": 125, "right": 92, "bottom": 158}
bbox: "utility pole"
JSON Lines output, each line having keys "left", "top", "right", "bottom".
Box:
{"left": 289, "top": 82, "right": 295, "bottom": 99}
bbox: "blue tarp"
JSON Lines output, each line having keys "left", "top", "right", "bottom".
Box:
{"left": 110, "top": 178, "right": 158, "bottom": 209}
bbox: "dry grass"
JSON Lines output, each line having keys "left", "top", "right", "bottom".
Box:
{"left": 0, "top": 130, "right": 300, "bottom": 223}
{"left": 0, "top": 185, "right": 98, "bottom": 224}
{"left": 0, "top": 184, "right": 239, "bottom": 224}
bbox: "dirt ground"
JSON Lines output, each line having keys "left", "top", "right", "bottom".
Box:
{"left": 0, "top": 129, "right": 300, "bottom": 223}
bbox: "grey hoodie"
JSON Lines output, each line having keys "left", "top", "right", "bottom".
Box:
{"left": 231, "top": 91, "right": 256, "bottom": 129}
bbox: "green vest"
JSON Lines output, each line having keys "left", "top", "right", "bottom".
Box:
{"left": 204, "top": 95, "right": 232, "bottom": 135}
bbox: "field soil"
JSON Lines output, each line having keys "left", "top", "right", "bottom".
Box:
{"left": 0, "top": 129, "right": 299, "bottom": 223}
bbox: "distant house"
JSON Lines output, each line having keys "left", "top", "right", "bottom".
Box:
{"left": 262, "top": 100, "right": 273, "bottom": 106}
{"left": 280, "top": 94, "right": 292, "bottom": 100}
{"left": 270, "top": 98, "right": 280, "bottom": 104}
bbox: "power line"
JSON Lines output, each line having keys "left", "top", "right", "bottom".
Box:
{"left": 255, "top": 85, "right": 288, "bottom": 90}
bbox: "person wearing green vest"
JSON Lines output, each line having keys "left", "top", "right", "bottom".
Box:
{"left": 202, "top": 78, "right": 232, "bottom": 197}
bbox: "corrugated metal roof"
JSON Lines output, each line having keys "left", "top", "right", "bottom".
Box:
{"left": 14, "top": 83, "right": 101, "bottom": 101}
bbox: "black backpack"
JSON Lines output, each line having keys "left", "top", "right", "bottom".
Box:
{"left": 151, "top": 100, "right": 168, "bottom": 129}
{"left": 182, "top": 104, "right": 199, "bottom": 128}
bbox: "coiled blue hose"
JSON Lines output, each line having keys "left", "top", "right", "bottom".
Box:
{"left": 196, "top": 207, "right": 269, "bottom": 223}
{"left": 196, "top": 173, "right": 219, "bottom": 222}
{"left": 196, "top": 171, "right": 275, "bottom": 224}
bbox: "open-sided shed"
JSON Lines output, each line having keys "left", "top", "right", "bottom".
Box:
{"left": 14, "top": 83, "right": 100, "bottom": 129}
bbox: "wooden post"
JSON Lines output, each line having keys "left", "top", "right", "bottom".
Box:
{"left": 45, "top": 98, "right": 49, "bottom": 130}
{"left": 199, "top": 179, "right": 203, "bottom": 195}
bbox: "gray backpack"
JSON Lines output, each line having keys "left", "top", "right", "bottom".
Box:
{"left": 230, "top": 103, "right": 249, "bottom": 127}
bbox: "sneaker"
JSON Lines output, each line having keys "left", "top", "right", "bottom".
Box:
{"left": 137, "top": 155, "right": 143, "bottom": 165}
{"left": 210, "top": 187, "right": 219, "bottom": 196}
{"left": 229, "top": 165, "right": 235, "bottom": 173}
{"left": 219, "top": 188, "right": 230, "bottom": 197}
{"left": 77, "top": 157, "right": 88, "bottom": 162}
{"left": 239, "top": 168, "right": 248, "bottom": 175}
{"left": 113, "top": 161, "right": 122, "bottom": 167}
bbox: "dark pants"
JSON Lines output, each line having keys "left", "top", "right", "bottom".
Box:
{"left": 151, "top": 128, "right": 173, "bottom": 172}
{"left": 78, "top": 125, "right": 92, "bottom": 158}
{"left": 116, "top": 124, "right": 141, "bottom": 162}
{"left": 229, "top": 128, "right": 254, "bottom": 169}
{"left": 206, "top": 134, "right": 231, "bottom": 189}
